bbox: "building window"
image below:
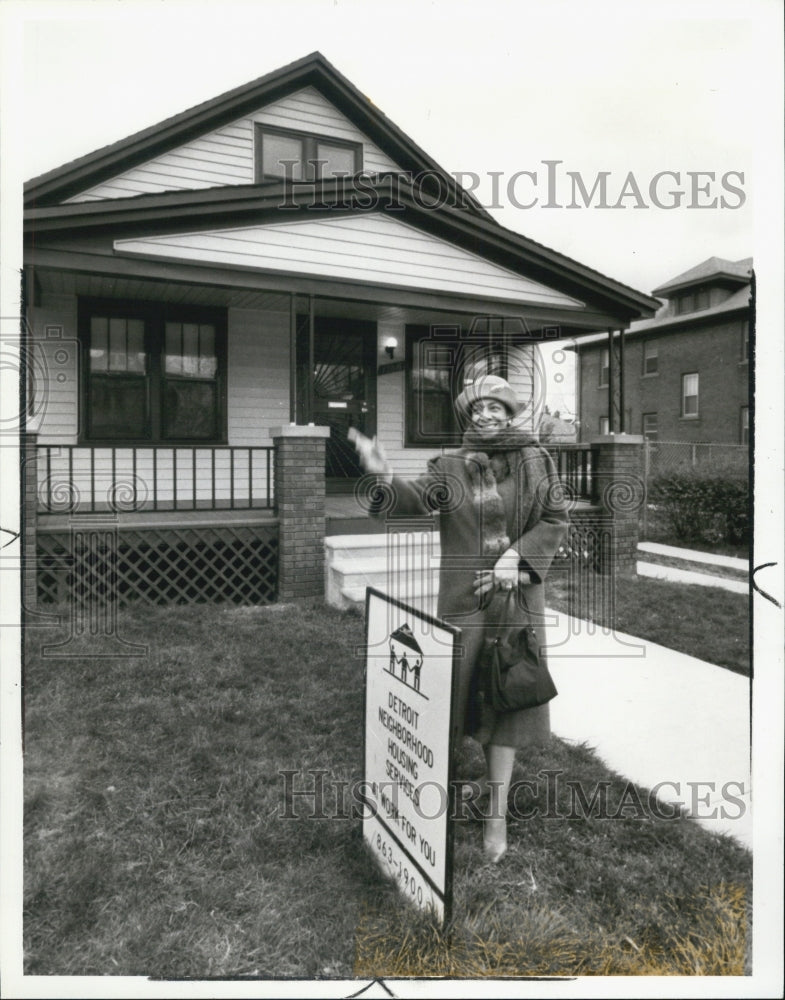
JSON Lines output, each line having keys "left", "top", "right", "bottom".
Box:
{"left": 694, "top": 286, "right": 710, "bottom": 311}
{"left": 254, "top": 125, "right": 362, "bottom": 182}
{"left": 741, "top": 320, "right": 749, "bottom": 362}
{"left": 80, "top": 299, "right": 226, "bottom": 443}
{"left": 740, "top": 406, "right": 749, "bottom": 444}
{"left": 642, "top": 412, "right": 658, "bottom": 441}
{"left": 642, "top": 340, "right": 658, "bottom": 375}
{"left": 681, "top": 372, "right": 699, "bottom": 418}
{"left": 599, "top": 415, "right": 609, "bottom": 435}
{"left": 405, "top": 322, "right": 520, "bottom": 446}
{"left": 599, "top": 348, "right": 609, "bottom": 387}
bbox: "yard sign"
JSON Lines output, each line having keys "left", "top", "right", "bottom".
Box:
{"left": 363, "top": 586, "right": 460, "bottom": 925}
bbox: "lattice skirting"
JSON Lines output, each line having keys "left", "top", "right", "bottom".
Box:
{"left": 37, "top": 522, "right": 278, "bottom": 606}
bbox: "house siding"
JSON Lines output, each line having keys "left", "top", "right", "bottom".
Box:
{"left": 226, "top": 306, "right": 290, "bottom": 444}
{"left": 28, "top": 294, "right": 80, "bottom": 441}
{"left": 65, "top": 87, "right": 401, "bottom": 202}
{"left": 115, "top": 215, "right": 584, "bottom": 306}
{"left": 578, "top": 316, "right": 750, "bottom": 443}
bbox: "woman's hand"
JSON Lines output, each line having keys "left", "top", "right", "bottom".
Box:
{"left": 473, "top": 552, "right": 532, "bottom": 597}
{"left": 348, "top": 427, "right": 393, "bottom": 478}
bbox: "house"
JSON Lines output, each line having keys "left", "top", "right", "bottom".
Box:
{"left": 22, "top": 51, "right": 659, "bottom": 611}
{"left": 573, "top": 257, "right": 752, "bottom": 452}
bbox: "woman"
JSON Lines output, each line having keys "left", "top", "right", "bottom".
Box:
{"left": 350, "top": 375, "right": 568, "bottom": 862}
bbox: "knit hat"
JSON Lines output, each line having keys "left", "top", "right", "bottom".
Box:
{"left": 455, "top": 375, "right": 523, "bottom": 420}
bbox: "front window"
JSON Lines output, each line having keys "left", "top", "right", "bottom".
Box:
{"left": 255, "top": 125, "right": 362, "bottom": 182}
{"left": 599, "top": 348, "right": 609, "bottom": 387}
{"left": 740, "top": 406, "right": 749, "bottom": 444}
{"left": 681, "top": 372, "right": 699, "bottom": 418}
{"left": 643, "top": 340, "right": 658, "bottom": 375}
{"left": 599, "top": 415, "right": 609, "bottom": 435}
{"left": 81, "top": 300, "right": 225, "bottom": 443}
{"left": 642, "top": 412, "right": 658, "bottom": 441}
{"left": 741, "top": 321, "right": 749, "bottom": 362}
{"left": 405, "top": 319, "right": 530, "bottom": 446}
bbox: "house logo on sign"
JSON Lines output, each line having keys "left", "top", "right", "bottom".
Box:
{"left": 387, "top": 624, "right": 427, "bottom": 698}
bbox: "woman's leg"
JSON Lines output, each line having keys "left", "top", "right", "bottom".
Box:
{"left": 483, "top": 743, "right": 516, "bottom": 862}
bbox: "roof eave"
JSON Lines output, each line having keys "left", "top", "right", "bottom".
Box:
{"left": 24, "top": 180, "right": 659, "bottom": 320}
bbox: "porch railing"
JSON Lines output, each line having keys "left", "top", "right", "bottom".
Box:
{"left": 36, "top": 445, "right": 274, "bottom": 514}
{"left": 547, "top": 443, "right": 596, "bottom": 503}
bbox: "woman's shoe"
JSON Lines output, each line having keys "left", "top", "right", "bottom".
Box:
{"left": 483, "top": 817, "right": 508, "bottom": 863}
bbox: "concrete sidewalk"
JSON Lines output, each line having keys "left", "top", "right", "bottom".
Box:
{"left": 636, "top": 541, "right": 749, "bottom": 594}
{"left": 545, "top": 611, "right": 752, "bottom": 850}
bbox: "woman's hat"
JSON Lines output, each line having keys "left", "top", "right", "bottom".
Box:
{"left": 455, "top": 375, "right": 523, "bottom": 419}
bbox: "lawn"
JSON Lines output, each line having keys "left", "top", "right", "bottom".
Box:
{"left": 23, "top": 599, "right": 751, "bottom": 980}
{"left": 545, "top": 568, "right": 750, "bottom": 676}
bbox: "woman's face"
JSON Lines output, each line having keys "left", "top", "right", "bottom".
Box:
{"left": 470, "top": 399, "right": 511, "bottom": 434}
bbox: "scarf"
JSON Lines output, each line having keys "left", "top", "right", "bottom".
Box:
{"left": 458, "top": 426, "right": 538, "bottom": 556}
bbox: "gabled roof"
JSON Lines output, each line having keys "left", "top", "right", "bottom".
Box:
{"left": 652, "top": 256, "right": 753, "bottom": 296}
{"left": 24, "top": 51, "right": 492, "bottom": 219}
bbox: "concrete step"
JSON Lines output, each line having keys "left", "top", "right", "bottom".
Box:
{"left": 325, "top": 531, "right": 439, "bottom": 560}
{"left": 340, "top": 581, "right": 440, "bottom": 617}
{"left": 325, "top": 531, "right": 441, "bottom": 611}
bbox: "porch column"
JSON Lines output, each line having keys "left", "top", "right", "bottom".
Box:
{"left": 592, "top": 434, "right": 645, "bottom": 576}
{"left": 272, "top": 424, "right": 330, "bottom": 601}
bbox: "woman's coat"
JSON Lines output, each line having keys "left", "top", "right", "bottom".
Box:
{"left": 372, "top": 442, "right": 569, "bottom": 747}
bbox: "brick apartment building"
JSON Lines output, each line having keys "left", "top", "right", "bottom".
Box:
{"left": 573, "top": 256, "right": 752, "bottom": 446}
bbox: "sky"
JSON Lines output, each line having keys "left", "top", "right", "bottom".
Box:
{"left": 5, "top": 0, "right": 777, "bottom": 421}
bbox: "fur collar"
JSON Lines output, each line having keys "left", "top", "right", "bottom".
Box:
{"left": 458, "top": 427, "right": 537, "bottom": 557}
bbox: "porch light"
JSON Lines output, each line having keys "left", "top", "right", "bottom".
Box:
{"left": 384, "top": 337, "right": 398, "bottom": 360}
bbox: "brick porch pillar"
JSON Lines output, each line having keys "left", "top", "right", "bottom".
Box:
{"left": 272, "top": 425, "right": 330, "bottom": 601}
{"left": 21, "top": 432, "right": 39, "bottom": 611}
{"left": 592, "top": 435, "right": 645, "bottom": 576}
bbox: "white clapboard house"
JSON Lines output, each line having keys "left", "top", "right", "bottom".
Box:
{"left": 23, "top": 52, "right": 658, "bottom": 610}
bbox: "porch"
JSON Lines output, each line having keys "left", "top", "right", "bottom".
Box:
{"left": 26, "top": 434, "right": 615, "bottom": 612}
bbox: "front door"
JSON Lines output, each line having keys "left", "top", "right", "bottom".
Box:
{"left": 297, "top": 316, "right": 377, "bottom": 491}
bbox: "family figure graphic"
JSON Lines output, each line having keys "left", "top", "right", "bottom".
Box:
{"left": 387, "top": 624, "right": 425, "bottom": 694}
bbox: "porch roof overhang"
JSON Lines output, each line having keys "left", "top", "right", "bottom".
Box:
{"left": 24, "top": 178, "right": 660, "bottom": 332}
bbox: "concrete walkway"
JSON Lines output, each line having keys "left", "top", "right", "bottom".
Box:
{"left": 638, "top": 540, "right": 748, "bottom": 571}
{"left": 636, "top": 540, "right": 749, "bottom": 594}
{"left": 636, "top": 561, "right": 748, "bottom": 593}
{"left": 545, "top": 612, "right": 751, "bottom": 850}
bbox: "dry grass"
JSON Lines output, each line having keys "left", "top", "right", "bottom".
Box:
{"left": 23, "top": 600, "right": 751, "bottom": 980}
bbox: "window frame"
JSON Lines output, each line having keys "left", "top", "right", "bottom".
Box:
{"left": 404, "top": 323, "right": 515, "bottom": 447}
{"left": 680, "top": 371, "right": 700, "bottom": 419}
{"left": 641, "top": 412, "right": 658, "bottom": 441}
{"left": 642, "top": 339, "right": 659, "bottom": 376}
{"left": 598, "top": 347, "right": 609, "bottom": 388}
{"left": 599, "top": 415, "right": 609, "bottom": 435}
{"left": 78, "top": 297, "right": 228, "bottom": 446}
{"left": 253, "top": 123, "right": 363, "bottom": 183}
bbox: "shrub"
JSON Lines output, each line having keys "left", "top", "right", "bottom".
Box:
{"left": 649, "top": 471, "right": 749, "bottom": 546}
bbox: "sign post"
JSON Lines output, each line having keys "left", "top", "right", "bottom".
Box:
{"left": 362, "top": 586, "right": 460, "bottom": 925}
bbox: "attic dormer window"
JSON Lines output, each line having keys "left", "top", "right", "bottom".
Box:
{"left": 255, "top": 125, "right": 362, "bottom": 183}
